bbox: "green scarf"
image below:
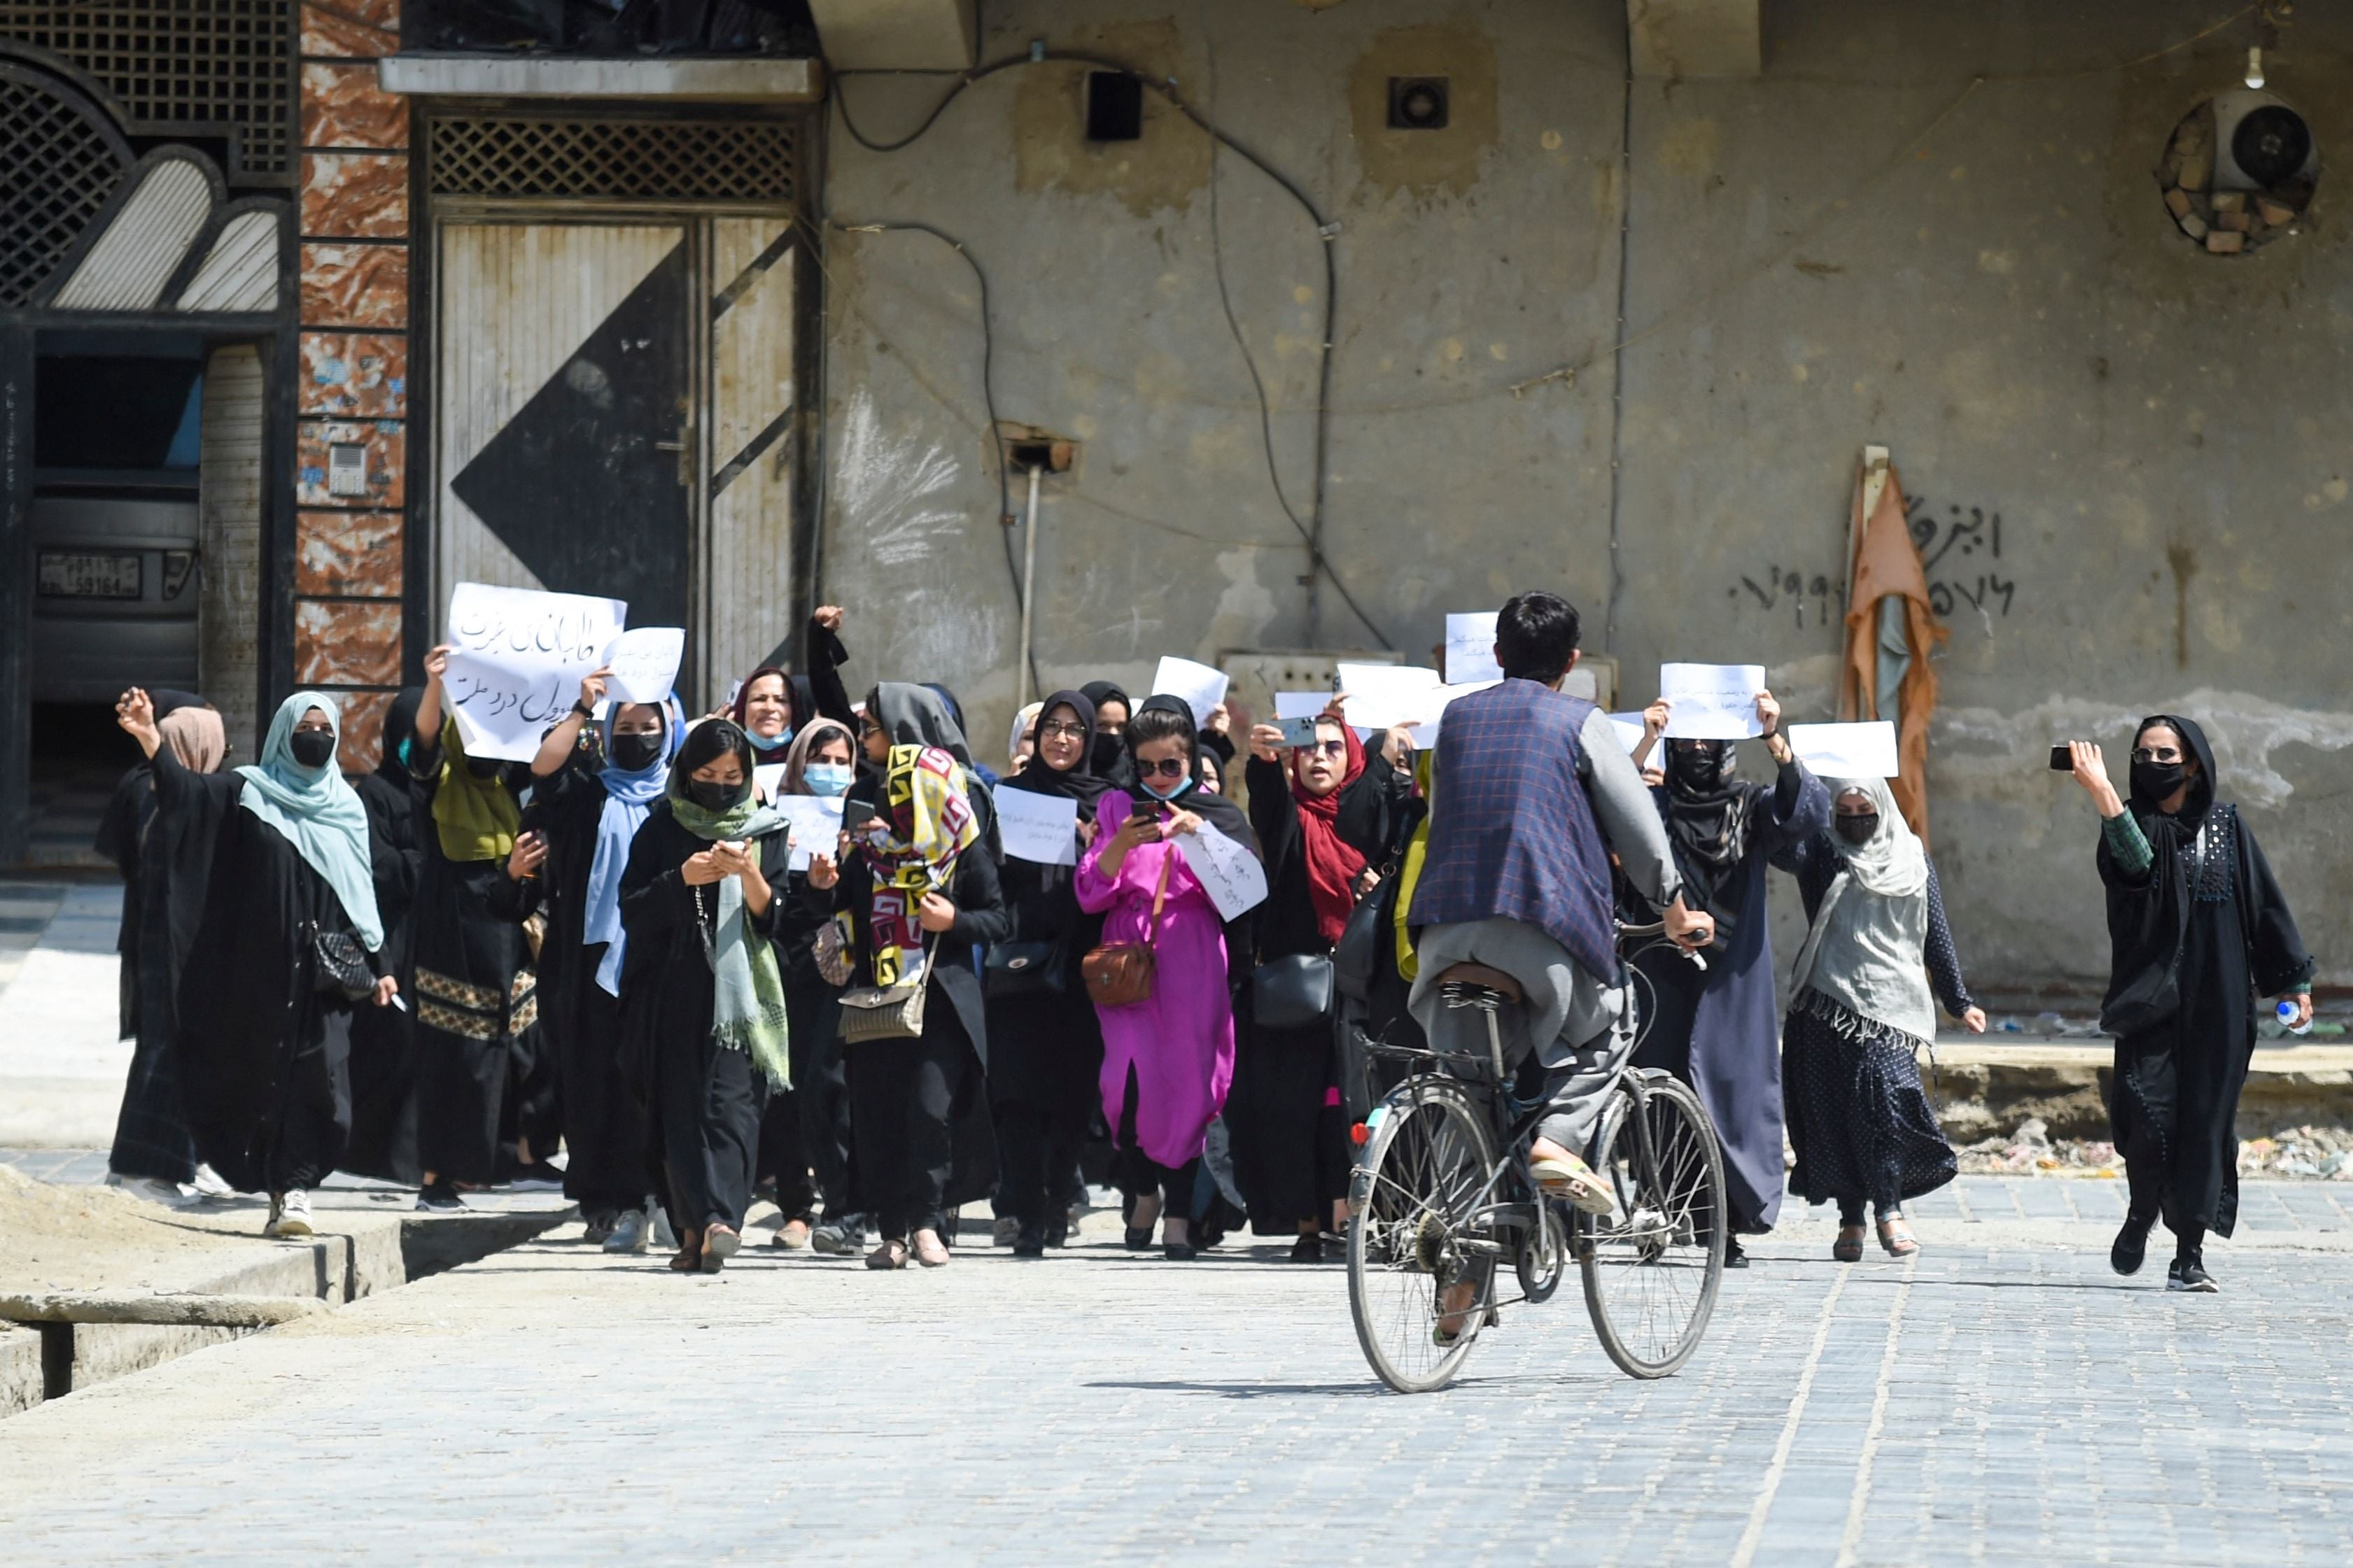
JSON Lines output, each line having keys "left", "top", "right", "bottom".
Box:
{"left": 432, "top": 716, "right": 521, "bottom": 863}
{"left": 670, "top": 784, "right": 792, "bottom": 1089}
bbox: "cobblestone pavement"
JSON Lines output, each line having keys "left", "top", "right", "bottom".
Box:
{"left": 1, "top": 1180, "right": 2347, "bottom": 1566}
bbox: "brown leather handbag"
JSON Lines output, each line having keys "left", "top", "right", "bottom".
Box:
{"left": 1081, "top": 848, "right": 1172, "bottom": 1008}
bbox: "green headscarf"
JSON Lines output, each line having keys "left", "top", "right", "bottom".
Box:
{"left": 430, "top": 716, "right": 521, "bottom": 863}
{"left": 235, "top": 691, "right": 384, "bottom": 951}
{"left": 669, "top": 720, "right": 791, "bottom": 1088}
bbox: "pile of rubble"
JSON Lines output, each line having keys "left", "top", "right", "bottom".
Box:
{"left": 1952, "top": 1117, "right": 2353, "bottom": 1180}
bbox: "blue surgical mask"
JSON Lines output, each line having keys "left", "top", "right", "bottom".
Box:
{"left": 802, "top": 762, "right": 852, "bottom": 798}
{"left": 1141, "top": 774, "right": 1195, "bottom": 803}
{"left": 745, "top": 726, "right": 792, "bottom": 754}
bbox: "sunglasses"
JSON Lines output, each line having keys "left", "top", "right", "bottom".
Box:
{"left": 1135, "top": 756, "right": 1190, "bottom": 779}
{"left": 1297, "top": 739, "right": 1347, "bottom": 758}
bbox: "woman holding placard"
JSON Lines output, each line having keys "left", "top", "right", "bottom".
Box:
{"left": 616, "top": 719, "right": 794, "bottom": 1273}
{"left": 1625, "top": 691, "right": 1827, "bottom": 1264}
{"left": 1075, "top": 697, "right": 1260, "bottom": 1260}
{"left": 523, "top": 666, "right": 684, "bottom": 1253}
{"left": 1235, "top": 707, "right": 1409, "bottom": 1261}
{"left": 1780, "top": 777, "right": 1986, "bottom": 1261}
{"left": 795, "top": 696, "right": 1009, "bottom": 1269}
{"left": 407, "top": 647, "right": 556, "bottom": 1212}
{"left": 987, "top": 690, "right": 1114, "bottom": 1257}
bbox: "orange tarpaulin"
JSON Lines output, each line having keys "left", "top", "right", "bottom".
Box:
{"left": 1839, "top": 460, "right": 1947, "bottom": 844}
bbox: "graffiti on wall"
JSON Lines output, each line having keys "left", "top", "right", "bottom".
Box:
{"left": 1725, "top": 495, "right": 2018, "bottom": 631}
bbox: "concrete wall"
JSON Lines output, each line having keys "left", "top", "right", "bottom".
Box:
{"left": 817, "top": 0, "right": 2353, "bottom": 996}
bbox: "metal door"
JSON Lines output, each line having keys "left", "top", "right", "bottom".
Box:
{"left": 435, "top": 222, "right": 694, "bottom": 638}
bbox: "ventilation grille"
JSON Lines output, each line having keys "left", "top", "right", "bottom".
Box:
{"left": 0, "top": 1, "right": 296, "bottom": 181}
{"left": 0, "top": 66, "right": 132, "bottom": 305}
{"left": 430, "top": 117, "right": 797, "bottom": 203}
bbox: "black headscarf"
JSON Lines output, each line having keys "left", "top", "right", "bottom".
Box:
{"left": 867, "top": 682, "right": 976, "bottom": 772}
{"left": 152, "top": 688, "right": 208, "bottom": 721}
{"left": 1080, "top": 680, "right": 1133, "bottom": 777}
{"left": 2123, "top": 714, "right": 2225, "bottom": 899}
{"left": 379, "top": 687, "right": 425, "bottom": 778}
{"left": 999, "top": 689, "right": 1111, "bottom": 810}
{"left": 1125, "top": 694, "right": 1256, "bottom": 854}
{"left": 1662, "top": 738, "right": 1758, "bottom": 917}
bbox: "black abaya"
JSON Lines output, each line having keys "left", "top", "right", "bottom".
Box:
{"left": 344, "top": 719, "right": 425, "bottom": 1183}
{"left": 151, "top": 747, "right": 391, "bottom": 1193}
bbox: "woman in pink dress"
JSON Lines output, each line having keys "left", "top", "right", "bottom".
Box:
{"left": 1076, "top": 696, "right": 1259, "bottom": 1260}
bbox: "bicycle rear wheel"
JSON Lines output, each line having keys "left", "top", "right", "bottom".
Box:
{"left": 1347, "top": 1078, "right": 1499, "bottom": 1393}
{"left": 1580, "top": 1073, "right": 1726, "bottom": 1379}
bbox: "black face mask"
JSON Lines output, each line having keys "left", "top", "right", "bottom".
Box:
{"left": 610, "top": 731, "right": 663, "bottom": 772}
{"left": 1091, "top": 732, "right": 1125, "bottom": 774}
{"left": 1670, "top": 741, "right": 1736, "bottom": 792}
{"left": 2131, "top": 760, "right": 2187, "bottom": 803}
{"left": 466, "top": 756, "right": 503, "bottom": 781}
{"left": 685, "top": 777, "right": 742, "bottom": 812}
{"left": 288, "top": 729, "right": 337, "bottom": 769}
{"left": 1834, "top": 812, "right": 1879, "bottom": 846}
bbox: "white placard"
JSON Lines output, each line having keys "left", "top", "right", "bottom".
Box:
{"left": 1334, "top": 663, "right": 1445, "bottom": 730}
{"left": 1274, "top": 691, "right": 1331, "bottom": 721}
{"left": 1444, "top": 612, "right": 1502, "bottom": 684}
{"left": 771, "top": 793, "right": 845, "bottom": 872}
{"left": 442, "top": 582, "right": 627, "bottom": 763}
{"left": 996, "top": 787, "right": 1081, "bottom": 866}
{"left": 1786, "top": 720, "right": 1900, "bottom": 779}
{"left": 1658, "top": 663, "right": 1766, "bottom": 740}
{"left": 1149, "top": 656, "right": 1230, "bottom": 726}
{"left": 1609, "top": 712, "right": 1650, "bottom": 755}
{"left": 753, "top": 763, "right": 787, "bottom": 802}
{"left": 602, "top": 626, "right": 683, "bottom": 704}
{"left": 1403, "top": 680, "right": 1503, "bottom": 748}
{"left": 1181, "top": 823, "right": 1267, "bottom": 921}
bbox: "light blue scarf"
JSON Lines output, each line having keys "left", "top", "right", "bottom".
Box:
{"left": 589, "top": 695, "right": 684, "bottom": 996}
{"left": 234, "top": 691, "right": 384, "bottom": 951}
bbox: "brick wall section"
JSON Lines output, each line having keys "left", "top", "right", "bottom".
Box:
{"left": 294, "top": 0, "right": 409, "bottom": 773}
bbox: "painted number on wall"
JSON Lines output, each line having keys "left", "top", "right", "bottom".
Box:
{"left": 1725, "top": 495, "right": 2019, "bottom": 630}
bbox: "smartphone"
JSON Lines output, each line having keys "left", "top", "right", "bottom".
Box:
{"left": 1277, "top": 714, "right": 1320, "bottom": 749}
{"left": 2049, "top": 744, "right": 2077, "bottom": 772}
{"left": 841, "top": 799, "right": 877, "bottom": 832}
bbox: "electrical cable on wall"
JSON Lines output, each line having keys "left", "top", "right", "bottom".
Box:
{"left": 834, "top": 47, "right": 1396, "bottom": 651}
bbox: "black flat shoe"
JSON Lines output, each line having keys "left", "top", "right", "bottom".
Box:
{"left": 1124, "top": 1225, "right": 1154, "bottom": 1250}
{"left": 1013, "top": 1221, "right": 1047, "bottom": 1259}
{"left": 1163, "top": 1242, "right": 1197, "bottom": 1261}
{"left": 1723, "top": 1237, "right": 1750, "bottom": 1269}
{"left": 2112, "top": 1214, "right": 2153, "bottom": 1277}
{"left": 1044, "top": 1215, "right": 1069, "bottom": 1248}
{"left": 1288, "top": 1234, "right": 1325, "bottom": 1264}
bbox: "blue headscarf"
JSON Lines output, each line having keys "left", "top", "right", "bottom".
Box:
{"left": 590, "top": 694, "right": 685, "bottom": 995}
{"left": 234, "top": 691, "right": 384, "bottom": 951}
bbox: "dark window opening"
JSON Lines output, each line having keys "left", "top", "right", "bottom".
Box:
{"left": 34, "top": 355, "right": 204, "bottom": 474}
{"left": 1388, "top": 77, "right": 1449, "bottom": 132}
{"left": 1086, "top": 71, "right": 1144, "bottom": 143}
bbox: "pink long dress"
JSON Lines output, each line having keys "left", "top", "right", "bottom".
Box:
{"left": 1074, "top": 790, "right": 1235, "bottom": 1168}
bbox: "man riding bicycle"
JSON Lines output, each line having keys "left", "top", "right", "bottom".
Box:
{"left": 1405, "top": 591, "right": 1712, "bottom": 1217}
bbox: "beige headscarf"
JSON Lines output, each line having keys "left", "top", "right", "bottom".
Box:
{"left": 781, "top": 718, "right": 855, "bottom": 796}
{"left": 158, "top": 707, "right": 225, "bottom": 774}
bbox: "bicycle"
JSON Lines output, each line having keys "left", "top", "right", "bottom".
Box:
{"left": 1344, "top": 921, "right": 1729, "bottom": 1393}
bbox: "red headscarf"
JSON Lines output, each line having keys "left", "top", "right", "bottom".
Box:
{"left": 1290, "top": 719, "right": 1368, "bottom": 945}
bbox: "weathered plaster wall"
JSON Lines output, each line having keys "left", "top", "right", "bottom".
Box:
{"left": 819, "top": 0, "right": 2353, "bottom": 994}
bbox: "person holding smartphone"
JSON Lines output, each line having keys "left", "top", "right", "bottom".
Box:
{"left": 2066, "top": 718, "right": 2313, "bottom": 1292}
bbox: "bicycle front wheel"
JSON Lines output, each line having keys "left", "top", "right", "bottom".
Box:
{"left": 1347, "top": 1078, "right": 1499, "bottom": 1394}
{"left": 1580, "top": 1073, "right": 1727, "bottom": 1379}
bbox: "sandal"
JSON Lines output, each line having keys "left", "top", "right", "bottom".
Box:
{"left": 772, "top": 1217, "right": 811, "bottom": 1251}
{"left": 1832, "top": 1226, "right": 1865, "bottom": 1264}
{"left": 1876, "top": 1215, "right": 1919, "bottom": 1257}
{"left": 701, "top": 1223, "right": 738, "bottom": 1273}
{"left": 669, "top": 1227, "right": 703, "bottom": 1272}
{"left": 912, "top": 1228, "right": 951, "bottom": 1268}
{"left": 865, "top": 1238, "right": 909, "bottom": 1271}
{"left": 1530, "top": 1152, "right": 1617, "bottom": 1218}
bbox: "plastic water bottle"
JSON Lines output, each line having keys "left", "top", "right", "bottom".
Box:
{"left": 2277, "top": 999, "right": 2312, "bottom": 1038}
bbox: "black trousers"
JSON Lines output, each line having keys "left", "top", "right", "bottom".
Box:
{"left": 257, "top": 1010, "right": 353, "bottom": 1192}
{"left": 561, "top": 973, "right": 653, "bottom": 1213}
{"left": 656, "top": 1031, "right": 766, "bottom": 1234}
{"left": 848, "top": 1015, "right": 968, "bottom": 1241}
{"left": 1113, "top": 1063, "right": 1201, "bottom": 1220}
{"left": 755, "top": 973, "right": 848, "bottom": 1220}
{"left": 990, "top": 1003, "right": 1102, "bottom": 1229}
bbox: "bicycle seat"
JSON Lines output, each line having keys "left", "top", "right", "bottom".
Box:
{"left": 1434, "top": 962, "right": 1524, "bottom": 1003}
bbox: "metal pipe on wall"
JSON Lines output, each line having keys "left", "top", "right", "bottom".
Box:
{"left": 1016, "top": 460, "right": 1041, "bottom": 708}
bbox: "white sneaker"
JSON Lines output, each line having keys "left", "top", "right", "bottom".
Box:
{"left": 649, "top": 1206, "right": 677, "bottom": 1251}
{"left": 190, "top": 1164, "right": 236, "bottom": 1201}
{"left": 266, "top": 1189, "right": 314, "bottom": 1238}
{"left": 603, "top": 1208, "right": 650, "bottom": 1254}
{"left": 106, "top": 1173, "right": 195, "bottom": 1208}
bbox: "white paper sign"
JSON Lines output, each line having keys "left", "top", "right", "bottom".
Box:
{"left": 1274, "top": 691, "right": 1331, "bottom": 721}
{"left": 603, "top": 626, "right": 683, "bottom": 704}
{"left": 996, "top": 787, "right": 1081, "bottom": 866}
{"left": 1403, "top": 680, "right": 1503, "bottom": 748}
{"left": 1181, "top": 824, "right": 1267, "bottom": 921}
{"left": 1609, "top": 712, "right": 1650, "bottom": 755}
{"left": 771, "top": 793, "right": 845, "bottom": 872}
{"left": 1444, "top": 612, "right": 1502, "bottom": 684}
{"left": 1787, "top": 720, "right": 1900, "bottom": 779}
{"left": 1658, "top": 663, "right": 1766, "bottom": 740}
{"left": 754, "top": 763, "right": 787, "bottom": 801}
{"left": 443, "top": 582, "right": 627, "bottom": 763}
{"left": 1150, "top": 656, "right": 1230, "bottom": 726}
{"left": 1334, "top": 663, "right": 1445, "bottom": 730}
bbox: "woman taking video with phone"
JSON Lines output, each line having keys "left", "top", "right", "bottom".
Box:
{"left": 2066, "top": 719, "right": 2312, "bottom": 1293}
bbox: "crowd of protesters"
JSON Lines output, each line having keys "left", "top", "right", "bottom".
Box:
{"left": 98, "top": 592, "right": 2311, "bottom": 1293}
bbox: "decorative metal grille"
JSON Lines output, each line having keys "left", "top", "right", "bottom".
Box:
{"left": 430, "top": 117, "right": 797, "bottom": 204}
{"left": 0, "top": 1, "right": 296, "bottom": 181}
{"left": 0, "top": 64, "right": 132, "bottom": 305}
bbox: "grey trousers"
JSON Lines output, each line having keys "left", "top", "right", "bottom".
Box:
{"left": 1407, "top": 917, "right": 1633, "bottom": 1154}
